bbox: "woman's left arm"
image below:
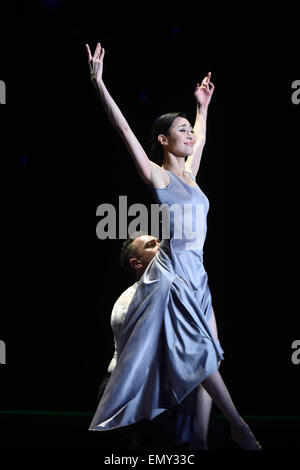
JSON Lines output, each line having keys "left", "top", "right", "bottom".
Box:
{"left": 185, "top": 72, "right": 215, "bottom": 177}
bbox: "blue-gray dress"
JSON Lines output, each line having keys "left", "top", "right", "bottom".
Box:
{"left": 89, "top": 171, "right": 224, "bottom": 440}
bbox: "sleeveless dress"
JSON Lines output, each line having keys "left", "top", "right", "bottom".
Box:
{"left": 89, "top": 170, "right": 224, "bottom": 436}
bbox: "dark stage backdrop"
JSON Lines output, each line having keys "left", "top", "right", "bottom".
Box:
{"left": 1, "top": 0, "right": 299, "bottom": 435}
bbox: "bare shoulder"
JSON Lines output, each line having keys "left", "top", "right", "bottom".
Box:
{"left": 149, "top": 161, "right": 170, "bottom": 189}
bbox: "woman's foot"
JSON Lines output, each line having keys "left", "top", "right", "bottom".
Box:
{"left": 231, "top": 422, "right": 262, "bottom": 450}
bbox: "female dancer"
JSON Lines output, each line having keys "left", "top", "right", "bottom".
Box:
{"left": 85, "top": 42, "right": 261, "bottom": 450}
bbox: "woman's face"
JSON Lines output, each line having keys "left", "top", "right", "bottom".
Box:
{"left": 161, "top": 117, "right": 196, "bottom": 157}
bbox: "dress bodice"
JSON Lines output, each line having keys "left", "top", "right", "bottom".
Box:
{"left": 149, "top": 171, "right": 210, "bottom": 252}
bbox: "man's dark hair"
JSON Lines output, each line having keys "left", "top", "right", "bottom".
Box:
{"left": 120, "top": 237, "right": 139, "bottom": 277}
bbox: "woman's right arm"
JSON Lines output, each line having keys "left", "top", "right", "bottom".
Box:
{"left": 86, "top": 43, "right": 167, "bottom": 187}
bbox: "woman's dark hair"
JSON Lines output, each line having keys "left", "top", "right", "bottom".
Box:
{"left": 150, "top": 112, "right": 188, "bottom": 162}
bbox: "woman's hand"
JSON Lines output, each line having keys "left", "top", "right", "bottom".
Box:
{"left": 85, "top": 42, "right": 105, "bottom": 83}
{"left": 194, "top": 72, "right": 215, "bottom": 108}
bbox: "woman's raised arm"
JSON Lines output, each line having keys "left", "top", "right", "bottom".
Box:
{"left": 85, "top": 42, "right": 167, "bottom": 186}
{"left": 185, "top": 72, "right": 215, "bottom": 177}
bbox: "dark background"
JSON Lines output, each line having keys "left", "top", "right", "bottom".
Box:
{"left": 0, "top": 0, "right": 299, "bottom": 450}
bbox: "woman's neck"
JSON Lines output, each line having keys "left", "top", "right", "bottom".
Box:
{"left": 162, "top": 154, "right": 186, "bottom": 176}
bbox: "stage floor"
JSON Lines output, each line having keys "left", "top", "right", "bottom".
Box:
{"left": 0, "top": 410, "right": 299, "bottom": 451}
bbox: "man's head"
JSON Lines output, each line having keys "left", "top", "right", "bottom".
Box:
{"left": 120, "top": 234, "right": 160, "bottom": 280}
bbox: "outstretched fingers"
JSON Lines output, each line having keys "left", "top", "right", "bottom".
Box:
{"left": 203, "top": 72, "right": 211, "bottom": 87}
{"left": 85, "top": 42, "right": 105, "bottom": 62}
{"left": 93, "top": 42, "right": 101, "bottom": 60}
{"left": 207, "top": 72, "right": 215, "bottom": 90}
{"left": 205, "top": 72, "right": 214, "bottom": 91}
{"left": 85, "top": 43, "right": 92, "bottom": 62}
{"left": 94, "top": 43, "right": 105, "bottom": 61}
